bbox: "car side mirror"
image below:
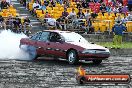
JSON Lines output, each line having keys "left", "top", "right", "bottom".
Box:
{"left": 58, "top": 38, "right": 65, "bottom": 43}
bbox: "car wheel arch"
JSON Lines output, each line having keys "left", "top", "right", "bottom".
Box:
{"left": 66, "top": 48, "right": 79, "bottom": 59}
{"left": 66, "top": 48, "right": 79, "bottom": 64}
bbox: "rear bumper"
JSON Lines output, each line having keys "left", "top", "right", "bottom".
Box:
{"left": 78, "top": 53, "right": 110, "bottom": 60}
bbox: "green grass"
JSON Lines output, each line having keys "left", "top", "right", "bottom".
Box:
{"left": 96, "top": 42, "right": 132, "bottom": 49}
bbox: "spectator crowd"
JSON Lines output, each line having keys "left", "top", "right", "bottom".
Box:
{"left": 0, "top": 0, "right": 132, "bottom": 34}
{"left": 21, "top": 0, "right": 132, "bottom": 33}
{"left": 0, "top": 0, "right": 32, "bottom": 35}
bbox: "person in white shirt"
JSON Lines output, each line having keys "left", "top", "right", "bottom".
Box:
{"left": 113, "top": 6, "right": 119, "bottom": 14}
{"left": 32, "top": 1, "right": 41, "bottom": 15}
{"left": 68, "top": 8, "right": 76, "bottom": 18}
{"left": 121, "top": 15, "right": 128, "bottom": 22}
{"left": 127, "top": 11, "right": 132, "bottom": 21}
{"left": 32, "top": 1, "right": 41, "bottom": 10}
{"left": 85, "top": 9, "right": 91, "bottom": 19}
{"left": 6, "top": 0, "right": 11, "bottom": 4}
{"left": 47, "top": 18, "right": 56, "bottom": 26}
{"left": 67, "top": 8, "right": 76, "bottom": 29}
{"left": 115, "top": 14, "right": 122, "bottom": 24}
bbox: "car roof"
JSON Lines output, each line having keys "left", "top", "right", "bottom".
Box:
{"left": 42, "top": 30, "right": 72, "bottom": 33}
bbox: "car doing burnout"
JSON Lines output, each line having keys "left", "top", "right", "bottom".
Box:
{"left": 20, "top": 30, "right": 110, "bottom": 64}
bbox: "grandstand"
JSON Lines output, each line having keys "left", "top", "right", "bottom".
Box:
{"left": 0, "top": 0, "right": 132, "bottom": 34}
{"left": 0, "top": 5, "right": 19, "bottom": 17}
{"left": 0, "top": 0, "right": 42, "bottom": 34}
{"left": 25, "top": 0, "right": 132, "bottom": 33}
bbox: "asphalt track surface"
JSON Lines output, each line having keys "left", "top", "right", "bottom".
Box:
{"left": 0, "top": 56, "right": 131, "bottom": 88}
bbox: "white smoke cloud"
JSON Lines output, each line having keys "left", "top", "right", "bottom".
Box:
{"left": 0, "top": 30, "right": 32, "bottom": 60}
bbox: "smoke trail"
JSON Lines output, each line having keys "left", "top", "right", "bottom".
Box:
{"left": 0, "top": 30, "right": 33, "bottom": 60}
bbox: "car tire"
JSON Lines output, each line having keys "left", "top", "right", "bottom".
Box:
{"left": 67, "top": 50, "right": 79, "bottom": 65}
{"left": 19, "top": 45, "right": 38, "bottom": 60}
{"left": 92, "top": 60, "right": 102, "bottom": 65}
{"left": 27, "top": 45, "right": 38, "bottom": 60}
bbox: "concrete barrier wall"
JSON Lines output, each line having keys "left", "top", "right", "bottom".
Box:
{"left": 82, "top": 33, "right": 132, "bottom": 42}
{"left": 110, "top": 49, "right": 132, "bottom": 56}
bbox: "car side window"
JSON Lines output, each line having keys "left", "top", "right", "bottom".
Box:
{"left": 30, "top": 32, "right": 42, "bottom": 40}
{"left": 39, "top": 32, "right": 50, "bottom": 41}
{"left": 49, "top": 32, "right": 61, "bottom": 42}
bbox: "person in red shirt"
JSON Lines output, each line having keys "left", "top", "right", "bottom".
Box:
{"left": 45, "top": 12, "right": 51, "bottom": 18}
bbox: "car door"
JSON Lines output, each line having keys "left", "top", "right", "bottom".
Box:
{"left": 27, "top": 32, "right": 42, "bottom": 55}
{"left": 45, "top": 32, "right": 66, "bottom": 58}
{"left": 36, "top": 31, "right": 50, "bottom": 55}
{"left": 29, "top": 32, "right": 42, "bottom": 46}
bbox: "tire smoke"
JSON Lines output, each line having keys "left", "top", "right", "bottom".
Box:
{"left": 0, "top": 30, "right": 32, "bottom": 60}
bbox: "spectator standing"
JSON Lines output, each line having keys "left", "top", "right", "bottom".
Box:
{"left": 0, "top": 15, "right": 4, "bottom": 24}
{"left": 40, "top": 3, "right": 46, "bottom": 10}
{"left": 127, "top": 11, "right": 132, "bottom": 21}
{"left": 121, "top": 6, "right": 128, "bottom": 15}
{"left": 22, "top": 0, "right": 26, "bottom": 7}
{"left": 63, "top": 0, "right": 70, "bottom": 8}
{"left": 33, "top": 1, "right": 41, "bottom": 9}
{"left": 113, "top": 6, "right": 119, "bottom": 15}
{"left": 85, "top": 9, "right": 91, "bottom": 19}
{"left": 112, "top": 21, "right": 127, "bottom": 48}
{"left": 68, "top": 8, "right": 76, "bottom": 18}
{"left": 128, "top": 0, "right": 132, "bottom": 11}
{"left": 0, "top": 15, "right": 5, "bottom": 29}
{"left": 23, "top": 16, "right": 30, "bottom": 26}
{"left": 57, "top": 16, "right": 66, "bottom": 30}
{"left": 77, "top": 8, "right": 85, "bottom": 19}
{"left": 32, "top": 1, "right": 41, "bottom": 15}
{"left": 86, "top": 16, "right": 94, "bottom": 34}
{"left": 56, "top": 17, "right": 62, "bottom": 29}
{"left": 61, "top": 9, "right": 69, "bottom": 30}
{"left": 67, "top": 8, "right": 76, "bottom": 29}
{"left": 6, "top": 15, "right": 14, "bottom": 30}
{"left": 1, "top": 0, "right": 10, "bottom": 9}
{"left": 121, "top": 14, "right": 128, "bottom": 25}
{"left": 91, "top": 11, "right": 98, "bottom": 21}
{"left": 13, "top": 16, "right": 21, "bottom": 33}
{"left": 118, "top": 5, "right": 122, "bottom": 13}
{"left": 23, "top": 16, "right": 31, "bottom": 35}
{"left": 115, "top": 14, "right": 122, "bottom": 24}
{"left": 62, "top": 8, "right": 69, "bottom": 18}
{"left": 106, "top": 4, "right": 112, "bottom": 13}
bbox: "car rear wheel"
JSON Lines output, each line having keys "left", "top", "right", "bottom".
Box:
{"left": 27, "top": 45, "right": 38, "bottom": 60}
{"left": 67, "top": 50, "right": 79, "bottom": 64}
{"left": 19, "top": 45, "right": 38, "bottom": 60}
{"left": 92, "top": 60, "right": 102, "bottom": 65}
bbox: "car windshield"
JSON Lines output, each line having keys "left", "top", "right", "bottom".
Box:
{"left": 60, "top": 32, "right": 89, "bottom": 43}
